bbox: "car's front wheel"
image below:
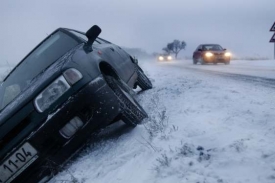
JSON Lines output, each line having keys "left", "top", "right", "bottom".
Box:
{"left": 225, "top": 61, "right": 230, "bottom": 65}
{"left": 193, "top": 58, "right": 198, "bottom": 65}
{"left": 104, "top": 76, "right": 148, "bottom": 127}
{"left": 199, "top": 57, "right": 205, "bottom": 65}
{"left": 136, "top": 66, "right": 153, "bottom": 90}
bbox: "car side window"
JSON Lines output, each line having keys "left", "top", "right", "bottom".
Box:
{"left": 95, "top": 38, "right": 108, "bottom": 44}
{"left": 93, "top": 39, "right": 101, "bottom": 45}
{"left": 69, "top": 31, "right": 88, "bottom": 42}
{"left": 69, "top": 31, "right": 102, "bottom": 45}
{"left": 197, "top": 45, "right": 202, "bottom": 51}
{"left": 97, "top": 38, "right": 111, "bottom": 44}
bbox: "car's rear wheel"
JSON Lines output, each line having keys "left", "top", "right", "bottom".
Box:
{"left": 136, "top": 66, "right": 153, "bottom": 90}
{"left": 193, "top": 58, "right": 197, "bottom": 65}
{"left": 104, "top": 75, "right": 148, "bottom": 127}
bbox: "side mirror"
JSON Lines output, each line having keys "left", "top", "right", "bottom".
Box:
{"left": 198, "top": 49, "right": 203, "bottom": 52}
{"left": 84, "top": 25, "right": 102, "bottom": 52}
{"left": 223, "top": 48, "right": 227, "bottom": 51}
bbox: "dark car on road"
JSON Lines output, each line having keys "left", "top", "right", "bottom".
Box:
{"left": 157, "top": 54, "right": 173, "bottom": 61}
{"left": 0, "top": 25, "right": 152, "bottom": 183}
{"left": 193, "top": 44, "right": 231, "bottom": 65}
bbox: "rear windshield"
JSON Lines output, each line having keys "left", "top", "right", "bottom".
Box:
{"left": 0, "top": 31, "right": 79, "bottom": 110}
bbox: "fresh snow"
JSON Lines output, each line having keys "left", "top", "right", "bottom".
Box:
{"left": 184, "top": 60, "right": 275, "bottom": 79}
{"left": 48, "top": 60, "right": 275, "bottom": 183}
{"left": 3, "top": 59, "right": 275, "bottom": 183}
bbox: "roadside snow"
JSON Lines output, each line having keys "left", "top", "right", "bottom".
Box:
{"left": 47, "top": 60, "right": 275, "bottom": 183}
{"left": 181, "top": 59, "right": 275, "bottom": 79}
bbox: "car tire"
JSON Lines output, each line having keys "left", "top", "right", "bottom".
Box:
{"left": 199, "top": 58, "right": 205, "bottom": 65}
{"left": 136, "top": 66, "right": 153, "bottom": 90}
{"left": 104, "top": 75, "right": 148, "bottom": 127}
{"left": 193, "top": 59, "right": 197, "bottom": 65}
{"left": 225, "top": 61, "right": 230, "bottom": 65}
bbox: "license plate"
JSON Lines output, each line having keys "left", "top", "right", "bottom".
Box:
{"left": 0, "top": 142, "right": 38, "bottom": 183}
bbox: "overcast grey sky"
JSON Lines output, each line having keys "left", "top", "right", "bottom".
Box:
{"left": 0, "top": 0, "right": 275, "bottom": 64}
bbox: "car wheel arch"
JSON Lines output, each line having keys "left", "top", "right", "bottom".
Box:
{"left": 99, "top": 61, "right": 120, "bottom": 80}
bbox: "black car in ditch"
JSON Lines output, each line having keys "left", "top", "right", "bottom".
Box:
{"left": 0, "top": 25, "right": 152, "bottom": 183}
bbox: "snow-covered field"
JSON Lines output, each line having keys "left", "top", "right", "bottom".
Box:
{"left": 46, "top": 60, "right": 275, "bottom": 183}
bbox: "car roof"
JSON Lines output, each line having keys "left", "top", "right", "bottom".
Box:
{"left": 201, "top": 44, "right": 221, "bottom": 46}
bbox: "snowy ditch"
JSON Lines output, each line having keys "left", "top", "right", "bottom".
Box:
{"left": 1, "top": 60, "right": 275, "bottom": 183}
{"left": 49, "top": 60, "right": 275, "bottom": 183}
{"left": 48, "top": 60, "right": 275, "bottom": 183}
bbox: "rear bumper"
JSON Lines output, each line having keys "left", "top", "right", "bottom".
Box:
{"left": 1, "top": 75, "right": 120, "bottom": 183}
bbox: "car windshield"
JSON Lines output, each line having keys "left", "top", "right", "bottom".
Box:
{"left": 0, "top": 31, "right": 79, "bottom": 111}
{"left": 202, "top": 45, "right": 223, "bottom": 51}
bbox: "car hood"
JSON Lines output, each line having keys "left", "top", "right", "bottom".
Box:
{"left": 0, "top": 47, "right": 78, "bottom": 127}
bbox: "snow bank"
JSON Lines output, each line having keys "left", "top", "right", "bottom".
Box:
{"left": 10, "top": 59, "right": 274, "bottom": 183}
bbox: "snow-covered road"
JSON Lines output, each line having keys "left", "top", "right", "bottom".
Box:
{"left": 174, "top": 60, "right": 275, "bottom": 80}
{"left": 50, "top": 60, "right": 275, "bottom": 183}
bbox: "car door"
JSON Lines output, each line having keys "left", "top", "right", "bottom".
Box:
{"left": 111, "top": 44, "right": 136, "bottom": 83}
